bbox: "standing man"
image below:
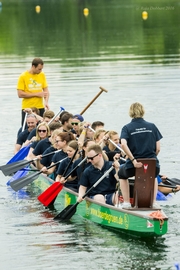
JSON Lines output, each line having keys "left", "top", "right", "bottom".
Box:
{"left": 118, "top": 102, "right": 163, "bottom": 209}
{"left": 17, "top": 58, "right": 50, "bottom": 126}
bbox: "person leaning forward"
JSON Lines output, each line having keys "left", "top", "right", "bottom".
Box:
{"left": 78, "top": 144, "right": 120, "bottom": 206}
{"left": 17, "top": 57, "right": 50, "bottom": 126}
{"left": 118, "top": 102, "right": 163, "bottom": 209}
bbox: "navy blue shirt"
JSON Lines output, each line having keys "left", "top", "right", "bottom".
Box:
{"left": 103, "top": 145, "right": 120, "bottom": 153}
{"left": 79, "top": 161, "right": 117, "bottom": 196}
{"left": 16, "top": 129, "right": 30, "bottom": 145}
{"left": 56, "top": 157, "right": 78, "bottom": 190}
{"left": 120, "top": 118, "right": 163, "bottom": 169}
{"left": 71, "top": 157, "right": 91, "bottom": 182}
{"left": 40, "top": 146, "right": 56, "bottom": 167}
{"left": 33, "top": 137, "right": 51, "bottom": 156}
{"left": 27, "top": 128, "right": 37, "bottom": 140}
{"left": 52, "top": 151, "right": 68, "bottom": 173}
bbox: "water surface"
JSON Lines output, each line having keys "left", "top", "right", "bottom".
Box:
{"left": 0, "top": 0, "right": 180, "bottom": 269}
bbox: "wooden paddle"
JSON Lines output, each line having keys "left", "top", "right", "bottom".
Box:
{"left": 54, "top": 165, "right": 114, "bottom": 221}
{"left": 0, "top": 149, "right": 62, "bottom": 176}
{"left": 38, "top": 156, "right": 87, "bottom": 207}
{"left": 80, "top": 86, "right": 108, "bottom": 115}
{"left": 10, "top": 157, "right": 68, "bottom": 192}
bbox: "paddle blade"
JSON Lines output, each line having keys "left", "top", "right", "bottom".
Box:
{"left": 0, "top": 159, "right": 31, "bottom": 176}
{"left": 38, "top": 182, "right": 63, "bottom": 207}
{"left": 54, "top": 203, "right": 78, "bottom": 221}
{"left": 165, "top": 178, "right": 180, "bottom": 186}
{"left": 6, "top": 168, "right": 28, "bottom": 185}
{"left": 10, "top": 171, "right": 40, "bottom": 191}
{"left": 7, "top": 145, "right": 30, "bottom": 164}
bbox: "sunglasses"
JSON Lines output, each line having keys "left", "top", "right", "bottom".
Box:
{"left": 87, "top": 153, "right": 99, "bottom": 161}
{"left": 38, "top": 129, "right": 47, "bottom": 133}
{"left": 71, "top": 122, "right": 79, "bottom": 126}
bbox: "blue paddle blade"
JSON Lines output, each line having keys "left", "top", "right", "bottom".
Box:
{"left": 6, "top": 145, "right": 30, "bottom": 164}
{"left": 6, "top": 168, "right": 28, "bottom": 185}
{"left": 156, "top": 190, "right": 172, "bottom": 201}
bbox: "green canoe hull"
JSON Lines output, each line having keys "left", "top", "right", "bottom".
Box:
{"left": 29, "top": 172, "right": 168, "bottom": 237}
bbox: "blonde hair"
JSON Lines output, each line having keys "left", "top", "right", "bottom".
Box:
{"left": 108, "top": 130, "right": 118, "bottom": 139}
{"left": 68, "top": 140, "right": 78, "bottom": 150}
{"left": 129, "top": 102, "right": 145, "bottom": 118}
{"left": 36, "top": 122, "right": 50, "bottom": 141}
{"left": 93, "top": 129, "right": 106, "bottom": 141}
{"left": 87, "top": 144, "right": 102, "bottom": 154}
{"left": 43, "top": 110, "right": 55, "bottom": 119}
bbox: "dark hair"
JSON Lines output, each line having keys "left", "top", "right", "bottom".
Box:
{"left": 48, "top": 122, "right": 62, "bottom": 131}
{"left": 32, "top": 58, "right": 44, "bottom": 67}
{"left": 61, "top": 113, "right": 73, "bottom": 125}
{"left": 91, "top": 121, "right": 104, "bottom": 130}
{"left": 82, "top": 139, "right": 94, "bottom": 159}
{"left": 57, "top": 131, "right": 74, "bottom": 143}
{"left": 59, "top": 111, "right": 69, "bottom": 121}
{"left": 31, "top": 107, "right": 40, "bottom": 115}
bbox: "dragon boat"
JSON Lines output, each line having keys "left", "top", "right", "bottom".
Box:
{"left": 26, "top": 159, "right": 168, "bottom": 237}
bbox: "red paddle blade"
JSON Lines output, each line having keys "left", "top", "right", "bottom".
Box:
{"left": 38, "top": 182, "right": 63, "bottom": 207}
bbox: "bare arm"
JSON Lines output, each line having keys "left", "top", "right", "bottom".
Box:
{"left": 156, "top": 140, "right": 161, "bottom": 155}
{"left": 40, "top": 163, "right": 56, "bottom": 175}
{"left": 43, "top": 87, "right": 50, "bottom": 110}
{"left": 17, "top": 89, "right": 45, "bottom": 98}
{"left": 77, "top": 185, "right": 87, "bottom": 202}
{"left": 121, "top": 139, "right": 142, "bottom": 168}
{"left": 14, "top": 144, "right": 21, "bottom": 154}
{"left": 158, "top": 184, "right": 180, "bottom": 194}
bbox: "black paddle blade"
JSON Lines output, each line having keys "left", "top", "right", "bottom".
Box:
{"left": 0, "top": 159, "right": 31, "bottom": 176}
{"left": 54, "top": 203, "right": 78, "bottom": 221}
{"left": 10, "top": 171, "right": 40, "bottom": 191}
{"left": 165, "top": 178, "right": 180, "bottom": 186}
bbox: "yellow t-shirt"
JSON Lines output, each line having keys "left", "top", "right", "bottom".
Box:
{"left": 17, "top": 71, "right": 48, "bottom": 109}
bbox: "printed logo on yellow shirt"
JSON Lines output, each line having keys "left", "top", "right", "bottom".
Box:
{"left": 29, "top": 78, "right": 42, "bottom": 91}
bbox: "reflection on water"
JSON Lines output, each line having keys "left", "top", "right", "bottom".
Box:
{"left": 0, "top": 0, "right": 180, "bottom": 269}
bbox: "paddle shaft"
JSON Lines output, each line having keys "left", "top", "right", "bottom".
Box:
{"left": 62, "top": 148, "right": 79, "bottom": 177}
{"left": 88, "top": 126, "right": 126, "bottom": 158}
{"left": 0, "top": 149, "right": 62, "bottom": 176}
{"left": 54, "top": 165, "right": 114, "bottom": 220}
{"left": 64, "top": 157, "right": 87, "bottom": 180}
{"left": 38, "top": 156, "right": 87, "bottom": 207}
{"left": 45, "top": 148, "right": 79, "bottom": 207}
{"left": 80, "top": 86, "right": 108, "bottom": 115}
{"left": 48, "top": 106, "right": 65, "bottom": 125}
{"left": 158, "top": 184, "right": 177, "bottom": 189}
{"left": 22, "top": 112, "right": 28, "bottom": 132}
{"left": 10, "top": 157, "right": 68, "bottom": 192}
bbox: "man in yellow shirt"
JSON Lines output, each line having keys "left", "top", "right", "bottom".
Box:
{"left": 17, "top": 58, "right": 50, "bottom": 125}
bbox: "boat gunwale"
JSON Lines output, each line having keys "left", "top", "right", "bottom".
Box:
{"left": 61, "top": 186, "right": 168, "bottom": 221}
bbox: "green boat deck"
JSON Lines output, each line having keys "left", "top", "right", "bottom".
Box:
{"left": 27, "top": 172, "right": 168, "bottom": 237}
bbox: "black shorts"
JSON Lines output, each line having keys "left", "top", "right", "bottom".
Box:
{"left": 118, "top": 165, "right": 160, "bottom": 180}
